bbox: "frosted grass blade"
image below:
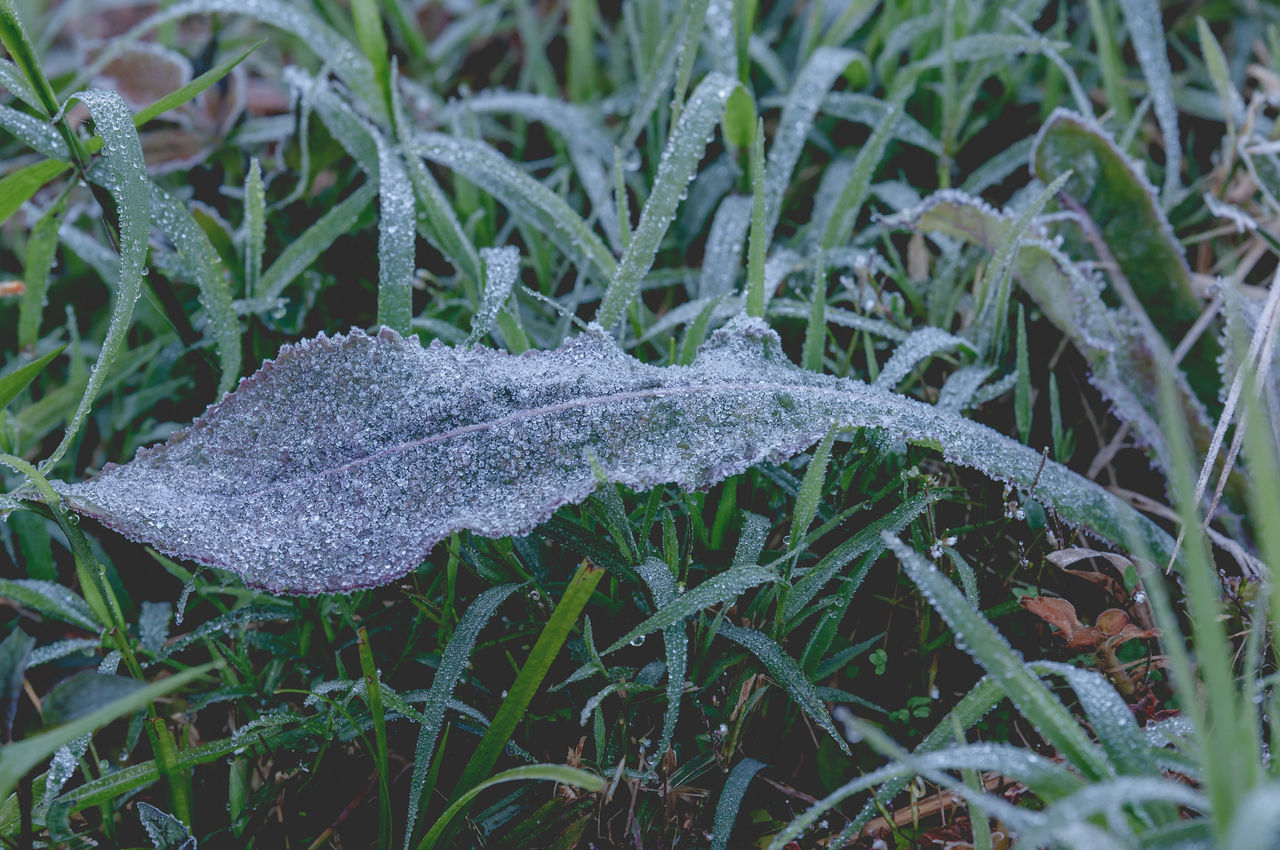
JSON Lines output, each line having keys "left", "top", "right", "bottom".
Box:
{"left": 711, "top": 758, "right": 766, "bottom": 850}
{"left": 596, "top": 73, "right": 738, "bottom": 327}
{"left": 746, "top": 120, "right": 767, "bottom": 317}
{"left": 243, "top": 158, "right": 264, "bottom": 299}
{"left": 258, "top": 183, "right": 377, "bottom": 301}
{"left": 417, "top": 133, "right": 615, "bottom": 283}
{"left": 698, "top": 195, "right": 751, "bottom": 298}
{"left": 403, "top": 583, "right": 518, "bottom": 850}
{"left": 718, "top": 621, "right": 849, "bottom": 753}
{"left": 0, "top": 102, "right": 66, "bottom": 158}
{"left": 0, "top": 55, "right": 39, "bottom": 109}
{"left": 52, "top": 317, "right": 1178, "bottom": 594}
{"left": 634, "top": 558, "right": 687, "bottom": 759}
{"left": 605, "top": 565, "right": 777, "bottom": 653}
{"left": 465, "top": 247, "right": 521, "bottom": 346}
{"left": 789, "top": 427, "right": 836, "bottom": 553}
{"left": 874, "top": 327, "right": 974, "bottom": 390}
{"left": 818, "top": 93, "right": 904, "bottom": 250}
{"left": 764, "top": 47, "right": 857, "bottom": 238}
{"left": 885, "top": 533, "right": 1111, "bottom": 780}
{"left": 376, "top": 140, "right": 415, "bottom": 336}
{"left": 1117, "top": 0, "right": 1180, "bottom": 204}
{"left": 44, "top": 90, "right": 149, "bottom": 471}
{"left": 822, "top": 93, "right": 941, "bottom": 155}
{"left": 152, "top": 185, "right": 242, "bottom": 395}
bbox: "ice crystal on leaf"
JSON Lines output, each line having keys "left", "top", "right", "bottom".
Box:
{"left": 54, "top": 319, "right": 1174, "bottom": 594}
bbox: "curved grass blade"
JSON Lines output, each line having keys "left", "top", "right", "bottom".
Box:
{"left": 596, "top": 73, "right": 738, "bottom": 327}
{"left": 44, "top": 90, "right": 149, "bottom": 471}
{"left": 885, "top": 533, "right": 1111, "bottom": 780}
{"left": 258, "top": 182, "right": 377, "bottom": 301}
{"left": 0, "top": 663, "right": 214, "bottom": 801}
{"left": 465, "top": 246, "right": 521, "bottom": 346}
{"left": 151, "top": 185, "right": 241, "bottom": 395}
{"left": 634, "top": 558, "right": 686, "bottom": 759}
{"left": 718, "top": 621, "right": 849, "bottom": 753}
{"left": 605, "top": 565, "right": 777, "bottom": 654}
{"left": 417, "top": 764, "right": 604, "bottom": 850}
{"left": 711, "top": 757, "right": 766, "bottom": 850}
{"left": 764, "top": 47, "right": 858, "bottom": 238}
{"left": 416, "top": 133, "right": 615, "bottom": 284}
{"left": 402, "top": 584, "right": 519, "bottom": 850}
{"left": 0, "top": 102, "right": 67, "bottom": 158}
{"left": 874, "top": 327, "right": 973, "bottom": 391}
{"left": 1, "top": 345, "right": 66, "bottom": 413}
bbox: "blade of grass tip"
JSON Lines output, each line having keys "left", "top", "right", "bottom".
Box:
{"left": 618, "top": 0, "right": 700, "bottom": 153}
{"left": 746, "top": 119, "right": 767, "bottom": 318}
{"left": 1197, "top": 18, "right": 1243, "bottom": 136}
{"left": 440, "top": 561, "right": 604, "bottom": 843}
{"left": 1015, "top": 303, "right": 1032, "bottom": 443}
{"left": 670, "top": 0, "right": 710, "bottom": 125}
{"left": 243, "top": 158, "right": 264, "bottom": 300}
{"left": 604, "top": 564, "right": 778, "bottom": 654}
{"left": 151, "top": 185, "right": 241, "bottom": 396}
{"left": 1117, "top": 0, "right": 1181, "bottom": 205}
{"left": 973, "top": 170, "right": 1071, "bottom": 361}
{"left": 763, "top": 47, "right": 859, "bottom": 239}
{"left": 0, "top": 345, "right": 67, "bottom": 414}
{"left": 376, "top": 139, "right": 415, "bottom": 336}
{"left": 717, "top": 621, "right": 850, "bottom": 754}
{"left": 258, "top": 182, "right": 377, "bottom": 301}
{"left": 596, "top": 73, "right": 738, "bottom": 328}
{"left": 818, "top": 91, "right": 905, "bottom": 251}
{"left": 43, "top": 90, "right": 149, "bottom": 472}
{"left": 788, "top": 426, "right": 837, "bottom": 561}
{"left": 404, "top": 584, "right": 518, "bottom": 850}
{"left": 465, "top": 246, "right": 521, "bottom": 346}
{"left": 132, "top": 40, "right": 264, "bottom": 129}
{"left": 418, "top": 765, "right": 603, "bottom": 850}
{"left": 614, "top": 148, "right": 632, "bottom": 251}
{"left": 0, "top": 157, "right": 71, "bottom": 229}
{"left": 19, "top": 196, "right": 67, "bottom": 349}
{"left": 883, "top": 532, "right": 1111, "bottom": 780}
{"left": 357, "top": 628, "right": 392, "bottom": 849}
{"left": 711, "top": 758, "right": 766, "bottom": 850}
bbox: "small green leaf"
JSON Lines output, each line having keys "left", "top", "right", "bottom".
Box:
{"left": 0, "top": 159, "right": 70, "bottom": 228}
{"left": 133, "top": 39, "right": 263, "bottom": 129}
{"left": 711, "top": 758, "right": 766, "bottom": 850}
{"left": 0, "top": 344, "right": 66, "bottom": 413}
{"left": 722, "top": 85, "right": 756, "bottom": 149}
{"left": 790, "top": 427, "right": 836, "bottom": 553}
{"left": 41, "top": 672, "right": 146, "bottom": 726}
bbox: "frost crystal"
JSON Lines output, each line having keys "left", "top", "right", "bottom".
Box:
{"left": 56, "top": 319, "right": 1174, "bottom": 594}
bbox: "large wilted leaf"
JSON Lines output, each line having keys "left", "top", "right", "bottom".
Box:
{"left": 52, "top": 318, "right": 1175, "bottom": 595}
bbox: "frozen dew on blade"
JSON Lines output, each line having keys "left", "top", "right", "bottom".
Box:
{"left": 52, "top": 315, "right": 1176, "bottom": 595}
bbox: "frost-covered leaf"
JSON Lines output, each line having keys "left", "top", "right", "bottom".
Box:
{"left": 53, "top": 317, "right": 1176, "bottom": 594}
{"left": 466, "top": 246, "right": 521, "bottom": 346}
{"left": 1117, "top": 0, "right": 1180, "bottom": 204}
{"left": 1031, "top": 110, "right": 1200, "bottom": 339}
{"left": 136, "top": 801, "right": 197, "bottom": 850}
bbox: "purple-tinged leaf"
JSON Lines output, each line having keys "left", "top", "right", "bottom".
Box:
{"left": 54, "top": 318, "right": 1175, "bottom": 595}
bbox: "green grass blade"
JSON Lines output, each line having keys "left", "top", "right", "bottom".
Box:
{"left": 465, "top": 247, "right": 521, "bottom": 347}
{"left": 596, "top": 73, "right": 738, "bottom": 328}
{"left": 0, "top": 159, "right": 70, "bottom": 228}
{"left": 711, "top": 757, "right": 766, "bottom": 850}
{"left": 1086, "top": 0, "right": 1129, "bottom": 124}
{"left": 0, "top": 663, "right": 214, "bottom": 801}
{"left": 350, "top": 0, "right": 391, "bottom": 111}
{"left": 376, "top": 141, "right": 416, "bottom": 335}
{"left": 151, "top": 185, "right": 241, "bottom": 395}
{"left": 403, "top": 583, "right": 519, "bottom": 850}
{"left": 44, "top": 90, "right": 150, "bottom": 471}
{"left": 259, "top": 182, "right": 377, "bottom": 300}
{"left": 885, "top": 532, "right": 1111, "bottom": 780}
{"left": 567, "top": 0, "right": 598, "bottom": 101}
{"left": 444, "top": 562, "right": 603, "bottom": 824}
{"left": 357, "top": 628, "right": 392, "bottom": 849}
{"left": 417, "top": 133, "right": 615, "bottom": 284}
{"left": 133, "top": 39, "right": 263, "bottom": 128}
{"left": 763, "top": 47, "right": 857, "bottom": 237}
{"left": 973, "top": 171, "right": 1071, "bottom": 360}
{"left": 634, "top": 558, "right": 687, "bottom": 760}
{"left": 1015, "top": 304, "right": 1031, "bottom": 443}
{"left": 419, "top": 764, "right": 603, "bottom": 850}
{"left": 604, "top": 565, "right": 777, "bottom": 654}
{"left": 789, "top": 426, "right": 836, "bottom": 555}
{"left": 1117, "top": 0, "right": 1179, "bottom": 203}
{"left": 801, "top": 259, "right": 826, "bottom": 371}
{"left": 0, "top": 0, "right": 59, "bottom": 115}
{"left": 243, "top": 158, "right": 264, "bottom": 300}
{"left": 0, "top": 55, "right": 39, "bottom": 109}
{"left": 818, "top": 93, "right": 903, "bottom": 250}
{"left": 18, "top": 199, "right": 66, "bottom": 349}
{"left": 718, "top": 621, "right": 849, "bottom": 754}
{"left": 746, "top": 119, "right": 767, "bottom": 318}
